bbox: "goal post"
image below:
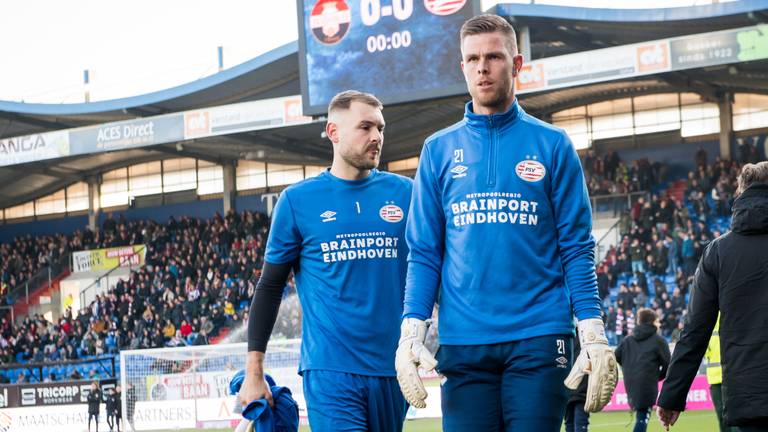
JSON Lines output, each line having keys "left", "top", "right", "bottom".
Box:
{"left": 119, "top": 339, "right": 303, "bottom": 431}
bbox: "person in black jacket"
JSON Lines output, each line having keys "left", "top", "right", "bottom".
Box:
{"left": 658, "top": 162, "right": 768, "bottom": 431}
{"left": 106, "top": 387, "right": 120, "bottom": 432}
{"left": 87, "top": 381, "right": 102, "bottom": 432}
{"left": 114, "top": 385, "right": 123, "bottom": 431}
{"left": 616, "top": 308, "right": 671, "bottom": 432}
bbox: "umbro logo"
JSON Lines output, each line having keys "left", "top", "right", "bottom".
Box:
{"left": 451, "top": 165, "right": 468, "bottom": 179}
{"left": 320, "top": 211, "right": 336, "bottom": 222}
{"left": 556, "top": 356, "right": 568, "bottom": 368}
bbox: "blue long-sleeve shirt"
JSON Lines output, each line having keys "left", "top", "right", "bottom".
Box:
{"left": 266, "top": 169, "right": 412, "bottom": 375}
{"left": 404, "top": 99, "right": 601, "bottom": 345}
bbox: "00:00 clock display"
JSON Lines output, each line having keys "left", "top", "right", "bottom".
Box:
{"left": 366, "top": 30, "right": 412, "bottom": 53}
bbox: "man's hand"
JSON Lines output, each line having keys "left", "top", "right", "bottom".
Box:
{"left": 239, "top": 351, "right": 274, "bottom": 408}
{"left": 395, "top": 318, "right": 437, "bottom": 409}
{"left": 657, "top": 407, "right": 681, "bottom": 430}
{"left": 564, "top": 318, "right": 618, "bottom": 412}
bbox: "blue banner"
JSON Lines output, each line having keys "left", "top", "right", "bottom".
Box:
{"left": 69, "top": 114, "right": 184, "bottom": 155}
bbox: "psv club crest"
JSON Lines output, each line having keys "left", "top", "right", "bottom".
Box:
{"left": 424, "top": 0, "right": 467, "bottom": 16}
{"left": 379, "top": 204, "right": 404, "bottom": 223}
{"left": 516, "top": 159, "right": 546, "bottom": 182}
{"left": 310, "top": 0, "right": 351, "bottom": 45}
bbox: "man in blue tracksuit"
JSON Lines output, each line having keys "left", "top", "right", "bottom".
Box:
{"left": 395, "top": 15, "right": 618, "bottom": 431}
{"left": 240, "top": 90, "right": 412, "bottom": 431}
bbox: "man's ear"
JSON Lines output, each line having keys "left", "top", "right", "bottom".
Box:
{"left": 326, "top": 121, "right": 338, "bottom": 144}
{"left": 512, "top": 53, "right": 523, "bottom": 77}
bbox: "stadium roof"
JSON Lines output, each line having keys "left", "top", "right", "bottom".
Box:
{"left": 1, "top": 1, "right": 767, "bottom": 210}
{"left": 496, "top": 0, "right": 768, "bottom": 59}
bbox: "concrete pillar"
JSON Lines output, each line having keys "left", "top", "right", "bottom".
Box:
{"left": 518, "top": 26, "right": 531, "bottom": 62}
{"left": 222, "top": 161, "right": 237, "bottom": 214}
{"left": 87, "top": 176, "right": 100, "bottom": 231}
{"left": 718, "top": 92, "right": 733, "bottom": 160}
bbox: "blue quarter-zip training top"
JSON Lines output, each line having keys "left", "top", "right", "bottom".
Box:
{"left": 404, "top": 99, "right": 601, "bottom": 345}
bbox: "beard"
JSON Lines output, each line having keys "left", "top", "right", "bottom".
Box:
{"left": 342, "top": 151, "right": 379, "bottom": 171}
{"left": 470, "top": 79, "right": 513, "bottom": 112}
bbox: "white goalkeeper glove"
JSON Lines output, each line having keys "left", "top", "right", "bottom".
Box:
{"left": 395, "top": 318, "right": 437, "bottom": 409}
{"left": 564, "top": 318, "right": 618, "bottom": 412}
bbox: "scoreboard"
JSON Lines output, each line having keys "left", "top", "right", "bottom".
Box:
{"left": 297, "top": 0, "right": 480, "bottom": 115}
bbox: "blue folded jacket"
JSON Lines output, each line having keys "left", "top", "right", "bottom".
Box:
{"left": 229, "top": 369, "right": 299, "bottom": 432}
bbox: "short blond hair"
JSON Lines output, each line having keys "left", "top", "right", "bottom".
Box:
{"left": 327, "top": 90, "right": 382, "bottom": 115}
{"left": 737, "top": 161, "right": 768, "bottom": 195}
{"left": 460, "top": 14, "right": 517, "bottom": 54}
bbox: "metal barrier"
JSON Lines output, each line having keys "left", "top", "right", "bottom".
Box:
{"left": 590, "top": 191, "right": 649, "bottom": 219}
{"left": 1, "top": 252, "right": 70, "bottom": 313}
{"left": 594, "top": 218, "right": 621, "bottom": 264}
{"left": 0, "top": 355, "right": 117, "bottom": 383}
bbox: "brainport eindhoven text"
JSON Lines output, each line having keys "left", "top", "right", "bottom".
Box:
{"left": 320, "top": 232, "right": 399, "bottom": 263}
{"left": 451, "top": 194, "right": 539, "bottom": 228}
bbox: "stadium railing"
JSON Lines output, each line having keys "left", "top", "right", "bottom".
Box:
{"left": 4, "top": 251, "right": 71, "bottom": 309}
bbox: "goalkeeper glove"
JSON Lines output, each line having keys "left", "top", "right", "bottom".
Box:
{"left": 564, "top": 318, "right": 618, "bottom": 412}
{"left": 395, "top": 318, "right": 437, "bottom": 409}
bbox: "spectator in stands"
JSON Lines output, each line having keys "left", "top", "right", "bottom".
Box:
{"left": 616, "top": 283, "right": 632, "bottom": 310}
{"left": 633, "top": 285, "right": 648, "bottom": 310}
{"left": 193, "top": 329, "right": 208, "bottom": 346}
{"left": 167, "top": 330, "right": 186, "bottom": 347}
{"left": 658, "top": 162, "right": 768, "bottom": 430}
{"left": 664, "top": 234, "right": 679, "bottom": 275}
{"left": 630, "top": 238, "right": 645, "bottom": 274}
{"left": 179, "top": 319, "right": 192, "bottom": 338}
{"left": 651, "top": 240, "right": 669, "bottom": 276}
{"left": 670, "top": 288, "right": 685, "bottom": 314}
{"left": 615, "top": 309, "right": 670, "bottom": 432}
{"left": 161, "top": 320, "right": 175, "bottom": 340}
{"left": 680, "top": 232, "right": 697, "bottom": 276}
{"left": 615, "top": 307, "right": 625, "bottom": 345}
{"left": 695, "top": 146, "right": 708, "bottom": 169}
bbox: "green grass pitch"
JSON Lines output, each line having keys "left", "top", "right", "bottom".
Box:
{"left": 171, "top": 409, "right": 717, "bottom": 431}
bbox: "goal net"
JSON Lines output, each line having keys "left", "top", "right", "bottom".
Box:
{"left": 120, "top": 339, "right": 303, "bottom": 431}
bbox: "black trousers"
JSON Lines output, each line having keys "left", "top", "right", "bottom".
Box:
{"left": 88, "top": 413, "right": 99, "bottom": 432}
{"left": 107, "top": 412, "right": 120, "bottom": 432}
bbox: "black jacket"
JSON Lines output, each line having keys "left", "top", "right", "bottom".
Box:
{"left": 615, "top": 323, "right": 670, "bottom": 410}
{"left": 87, "top": 388, "right": 102, "bottom": 414}
{"left": 106, "top": 393, "right": 119, "bottom": 415}
{"left": 658, "top": 184, "right": 768, "bottom": 426}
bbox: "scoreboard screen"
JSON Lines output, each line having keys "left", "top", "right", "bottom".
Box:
{"left": 297, "top": 0, "right": 479, "bottom": 115}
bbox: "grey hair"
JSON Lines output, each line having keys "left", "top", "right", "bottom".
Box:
{"left": 736, "top": 161, "right": 768, "bottom": 195}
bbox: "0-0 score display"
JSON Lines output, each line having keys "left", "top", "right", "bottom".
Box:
{"left": 362, "top": 0, "right": 414, "bottom": 52}
{"left": 298, "top": 0, "right": 478, "bottom": 115}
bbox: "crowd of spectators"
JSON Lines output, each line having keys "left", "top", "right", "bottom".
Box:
{"left": 581, "top": 149, "right": 665, "bottom": 197}
{"left": 0, "top": 212, "right": 162, "bottom": 306}
{"left": 587, "top": 148, "right": 752, "bottom": 345}
{"left": 0, "top": 209, "right": 308, "bottom": 383}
